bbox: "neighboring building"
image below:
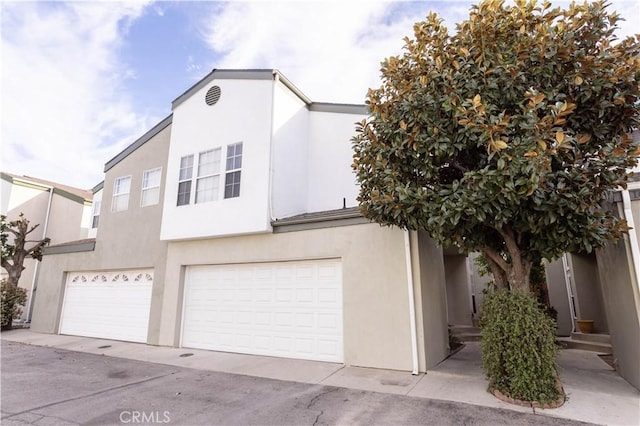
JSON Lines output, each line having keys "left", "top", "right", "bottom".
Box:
{"left": 30, "top": 69, "right": 450, "bottom": 373}
{"left": 1, "top": 172, "right": 93, "bottom": 321}
{"left": 592, "top": 181, "right": 640, "bottom": 390}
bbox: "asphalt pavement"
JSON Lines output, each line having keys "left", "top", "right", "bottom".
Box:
{"left": 1, "top": 340, "right": 591, "bottom": 426}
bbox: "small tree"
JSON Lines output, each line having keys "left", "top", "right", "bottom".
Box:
{"left": 352, "top": 0, "right": 640, "bottom": 292}
{"left": 1, "top": 213, "right": 50, "bottom": 327}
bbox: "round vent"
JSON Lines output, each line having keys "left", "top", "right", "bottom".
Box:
{"left": 205, "top": 85, "right": 221, "bottom": 106}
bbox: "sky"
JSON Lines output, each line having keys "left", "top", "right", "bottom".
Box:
{"left": 1, "top": 1, "right": 638, "bottom": 190}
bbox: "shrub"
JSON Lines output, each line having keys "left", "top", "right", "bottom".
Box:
{"left": 1, "top": 279, "right": 27, "bottom": 329}
{"left": 480, "top": 288, "right": 562, "bottom": 404}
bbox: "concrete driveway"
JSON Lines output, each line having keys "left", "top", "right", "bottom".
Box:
{"left": 1, "top": 340, "right": 589, "bottom": 426}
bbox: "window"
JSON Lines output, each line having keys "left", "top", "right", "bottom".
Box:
{"left": 141, "top": 168, "right": 162, "bottom": 207}
{"left": 224, "top": 142, "right": 242, "bottom": 199}
{"left": 177, "top": 155, "right": 194, "bottom": 206}
{"left": 111, "top": 176, "right": 131, "bottom": 212}
{"left": 177, "top": 143, "right": 242, "bottom": 205}
{"left": 91, "top": 200, "right": 101, "bottom": 228}
{"left": 195, "top": 149, "right": 221, "bottom": 203}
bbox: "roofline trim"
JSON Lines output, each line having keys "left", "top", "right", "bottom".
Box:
{"left": 104, "top": 114, "right": 173, "bottom": 173}
{"left": 172, "top": 69, "right": 277, "bottom": 109}
{"left": 171, "top": 68, "right": 368, "bottom": 112}
{"left": 92, "top": 181, "right": 104, "bottom": 193}
{"left": 272, "top": 208, "right": 364, "bottom": 227}
{"left": 309, "top": 102, "right": 367, "bottom": 114}
{"left": 1, "top": 172, "right": 91, "bottom": 204}
{"left": 43, "top": 239, "right": 96, "bottom": 255}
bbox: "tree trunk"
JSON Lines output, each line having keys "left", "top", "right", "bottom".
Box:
{"left": 482, "top": 250, "right": 508, "bottom": 289}
{"left": 507, "top": 258, "right": 532, "bottom": 292}
{"left": 4, "top": 264, "right": 23, "bottom": 289}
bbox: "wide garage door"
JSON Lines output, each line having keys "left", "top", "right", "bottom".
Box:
{"left": 59, "top": 270, "right": 153, "bottom": 343}
{"left": 182, "top": 259, "right": 343, "bottom": 362}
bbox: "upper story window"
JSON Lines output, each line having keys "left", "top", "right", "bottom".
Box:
{"left": 111, "top": 176, "right": 131, "bottom": 212}
{"left": 141, "top": 167, "right": 162, "bottom": 207}
{"left": 91, "top": 199, "right": 101, "bottom": 228}
{"left": 177, "top": 143, "right": 241, "bottom": 206}
{"left": 224, "top": 142, "right": 242, "bottom": 199}
{"left": 177, "top": 155, "right": 194, "bottom": 206}
{"left": 196, "top": 148, "right": 221, "bottom": 203}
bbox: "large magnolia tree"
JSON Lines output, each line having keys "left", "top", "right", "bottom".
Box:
{"left": 353, "top": 0, "right": 640, "bottom": 291}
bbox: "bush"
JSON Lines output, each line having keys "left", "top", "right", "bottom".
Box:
{"left": 480, "top": 288, "right": 562, "bottom": 404}
{"left": 1, "top": 279, "right": 27, "bottom": 329}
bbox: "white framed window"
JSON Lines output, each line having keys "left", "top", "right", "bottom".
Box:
{"left": 111, "top": 176, "right": 131, "bottom": 212}
{"left": 177, "top": 155, "right": 194, "bottom": 206}
{"left": 91, "top": 200, "right": 101, "bottom": 228}
{"left": 177, "top": 143, "right": 242, "bottom": 205}
{"left": 224, "top": 142, "right": 242, "bottom": 199}
{"left": 195, "top": 148, "right": 221, "bottom": 203}
{"left": 141, "top": 167, "right": 162, "bottom": 207}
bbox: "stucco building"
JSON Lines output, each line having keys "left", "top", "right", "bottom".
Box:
{"left": 1, "top": 172, "right": 93, "bottom": 321}
{"left": 28, "top": 70, "right": 640, "bottom": 389}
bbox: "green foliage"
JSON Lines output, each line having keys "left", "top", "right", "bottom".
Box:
{"left": 480, "top": 288, "right": 561, "bottom": 404}
{"left": 1, "top": 279, "right": 27, "bottom": 328}
{"left": 352, "top": 0, "right": 640, "bottom": 287}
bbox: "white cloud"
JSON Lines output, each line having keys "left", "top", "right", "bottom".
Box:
{"left": 1, "top": 1, "right": 152, "bottom": 189}
{"left": 202, "top": 1, "right": 442, "bottom": 104}
{"left": 201, "top": 0, "right": 637, "bottom": 105}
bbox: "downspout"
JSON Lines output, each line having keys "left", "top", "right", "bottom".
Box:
{"left": 404, "top": 230, "right": 419, "bottom": 375}
{"left": 561, "top": 254, "right": 577, "bottom": 333}
{"left": 621, "top": 190, "right": 640, "bottom": 308}
{"left": 26, "top": 185, "right": 54, "bottom": 322}
{"left": 268, "top": 71, "right": 279, "bottom": 223}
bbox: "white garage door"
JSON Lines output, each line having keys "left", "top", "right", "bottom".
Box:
{"left": 59, "top": 270, "right": 153, "bottom": 343}
{"left": 182, "top": 259, "right": 343, "bottom": 362}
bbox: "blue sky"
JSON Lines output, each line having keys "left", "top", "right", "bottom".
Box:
{"left": 2, "top": 1, "right": 638, "bottom": 189}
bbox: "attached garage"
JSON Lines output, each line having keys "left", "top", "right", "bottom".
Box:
{"left": 181, "top": 259, "right": 343, "bottom": 362}
{"left": 59, "top": 270, "right": 153, "bottom": 343}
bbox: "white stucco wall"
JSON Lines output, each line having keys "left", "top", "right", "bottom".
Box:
{"left": 307, "top": 111, "right": 363, "bottom": 212}
{"left": 271, "top": 81, "right": 309, "bottom": 219}
{"left": 5, "top": 182, "right": 46, "bottom": 213}
{"left": 161, "top": 79, "right": 274, "bottom": 240}
{"left": 1, "top": 177, "right": 13, "bottom": 214}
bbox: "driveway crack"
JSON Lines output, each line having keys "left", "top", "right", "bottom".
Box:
{"left": 306, "top": 387, "right": 339, "bottom": 409}
{"left": 312, "top": 409, "right": 324, "bottom": 426}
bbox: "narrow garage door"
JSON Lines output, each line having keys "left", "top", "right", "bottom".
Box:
{"left": 182, "top": 259, "right": 343, "bottom": 362}
{"left": 59, "top": 270, "right": 153, "bottom": 343}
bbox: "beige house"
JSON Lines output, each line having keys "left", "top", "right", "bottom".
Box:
{"left": 28, "top": 70, "right": 640, "bottom": 389}
{"left": 30, "top": 70, "right": 449, "bottom": 373}
{"left": 1, "top": 172, "right": 93, "bottom": 321}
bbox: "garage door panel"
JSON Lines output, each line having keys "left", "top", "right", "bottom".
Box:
{"left": 59, "top": 270, "right": 152, "bottom": 343}
{"left": 182, "top": 260, "right": 343, "bottom": 362}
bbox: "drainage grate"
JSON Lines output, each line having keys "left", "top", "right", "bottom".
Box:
{"left": 98, "top": 345, "right": 111, "bottom": 349}
{"left": 179, "top": 353, "right": 194, "bottom": 358}
{"left": 205, "top": 86, "right": 221, "bottom": 106}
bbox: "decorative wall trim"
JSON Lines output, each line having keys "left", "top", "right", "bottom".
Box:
{"left": 67, "top": 269, "right": 154, "bottom": 285}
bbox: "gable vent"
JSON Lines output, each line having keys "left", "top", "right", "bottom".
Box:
{"left": 205, "top": 85, "right": 222, "bottom": 106}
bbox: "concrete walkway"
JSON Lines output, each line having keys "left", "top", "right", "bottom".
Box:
{"left": 2, "top": 329, "right": 638, "bottom": 425}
